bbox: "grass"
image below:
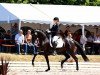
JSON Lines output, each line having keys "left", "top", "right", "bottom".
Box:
{"left": 0, "top": 53, "right": 100, "bottom": 62}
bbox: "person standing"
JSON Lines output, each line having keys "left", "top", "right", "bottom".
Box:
{"left": 15, "top": 30, "right": 24, "bottom": 54}
{"left": 87, "top": 32, "right": 95, "bottom": 54}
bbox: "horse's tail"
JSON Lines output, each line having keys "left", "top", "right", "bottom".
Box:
{"left": 74, "top": 40, "right": 89, "bottom": 62}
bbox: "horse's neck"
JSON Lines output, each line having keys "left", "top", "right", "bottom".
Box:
{"left": 39, "top": 31, "right": 49, "bottom": 45}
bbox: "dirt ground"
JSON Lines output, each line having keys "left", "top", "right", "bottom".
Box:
{"left": 7, "top": 62, "right": 100, "bottom": 75}
{"left": 0, "top": 53, "right": 100, "bottom": 75}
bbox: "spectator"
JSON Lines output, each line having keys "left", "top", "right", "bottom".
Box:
{"left": 4, "top": 30, "right": 12, "bottom": 44}
{"left": 87, "top": 32, "right": 94, "bottom": 43}
{"left": 94, "top": 33, "right": 100, "bottom": 41}
{"left": 93, "top": 33, "right": 100, "bottom": 54}
{"left": 86, "top": 32, "right": 95, "bottom": 54}
{"left": 24, "top": 30, "right": 37, "bottom": 55}
{"left": 34, "top": 37, "right": 40, "bottom": 53}
{"left": 15, "top": 30, "right": 25, "bottom": 54}
{"left": 11, "top": 23, "right": 18, "bottom": 40}
{"left": 4, "top": 30, "right": 12, "bottom": 40}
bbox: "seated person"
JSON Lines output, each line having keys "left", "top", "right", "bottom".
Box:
{"left": 86, "top": 32, "right": 94, "bottom": 54}
{"left": 4, "top": 30, "right": 12, "bottom": 44}
{"left": 2, "top": 30, "right": 12, "bottom": 52}
{"left": 15, "top": 30, "right": 25, "bottom": 54}
{"left": 24, "top": 30, "right": 37, "bottom": 54}
{"left": 34, "top": 37, "right": 40, "bottom": 51}
{"left": 93, "top": 33, "right": 100, "bottom": 55}
{"left": 87, "top": 32, "right": 94, "bottom": 43}
{"left": 4, "top": 30, "right": 12, "bottom": 39}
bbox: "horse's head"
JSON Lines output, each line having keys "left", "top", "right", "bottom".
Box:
{"left": 32, "top": 30, "right": 47, "bottom": 44}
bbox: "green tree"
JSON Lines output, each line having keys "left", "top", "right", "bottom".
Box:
{"left": 74, "top": 0, "right": 86, "bottom": 5}
{"left": 1, "top": 0, "right": 100, "bottom": 6}
{"left": 96, "top": 0, "right": 100, "bottom": 6}
{"left": 49, "top": 0, "right": 76, "bottom": 5}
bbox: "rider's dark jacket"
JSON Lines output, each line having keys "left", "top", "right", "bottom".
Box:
{"left": 50, "top": 24, "right": 59, "bottom": 37}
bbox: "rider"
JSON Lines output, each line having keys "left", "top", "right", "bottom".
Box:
{"left": 50, "top": 17, "right": 60, "bottom": 37}
{"left": 49, "top": 17, "right": 60, "bottom": 55}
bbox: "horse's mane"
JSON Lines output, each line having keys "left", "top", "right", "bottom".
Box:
{"left": 35, "top": 30, "right": 47, "bottom": 39}
{"left": 35, "top": 29, "right": 65, "bottom": 40}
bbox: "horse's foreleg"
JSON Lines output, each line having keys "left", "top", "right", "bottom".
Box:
{"left": 69, "top": 51, "right": 79, "bottom": 70}
{"left": 44, "top": 54, "right": 50, "bottom": 72}
{"left": 32, "top": 54, "right": 37, "bottom": 66}
{"left": 61, "top": 53, "right": 70, "bottom": 68}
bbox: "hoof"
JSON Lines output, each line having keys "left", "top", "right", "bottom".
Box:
{"left": 76, "top": 68, "right": 79, "bottom": 71}
{"left": 61, "top": 65, "right": 63, "bottom": 68}
{"left": 32, "top": 62, "right": 34, "bottom": 66}
{"left": 85, "top": 59, "right": 89, "bottom": 62}
{"left": 76, "top": 69, "right": 79, "bottom": 71}
{"left": 61, "top": 62, "right": 63, "bottom": 68}
{"left": 84, "top": 58, "right": 89, "bottom": 62}
{"left": 45, "top": 68, "right": 50, "bottom": 72}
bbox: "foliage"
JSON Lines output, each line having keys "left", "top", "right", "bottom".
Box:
{"left": 0, "top": 0, "right": 100, "bottom": 6}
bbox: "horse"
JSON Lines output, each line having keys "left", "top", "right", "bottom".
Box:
{"left": 32, "top": 30, "right": 89, "bottom": 72}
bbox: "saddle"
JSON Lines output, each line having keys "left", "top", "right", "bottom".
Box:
{"left": 49, "top": 35, "right": 64, "bottom": 48}
{"left": 46, "top": 29, "right": 65, "bottom": 48}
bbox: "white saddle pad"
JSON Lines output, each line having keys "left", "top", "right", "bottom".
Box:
{"left": 52, "top": 36, "right": 64, "bottom": 48}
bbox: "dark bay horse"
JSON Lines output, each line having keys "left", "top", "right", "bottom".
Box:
{"left": 32, "top": 30, "right": 89, "bottom": 72}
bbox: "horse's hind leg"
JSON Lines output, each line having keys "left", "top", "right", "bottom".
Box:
{"left": 61, "top": 53, "right": 70, "bottom": 68}
{"left": 32, "top": 54, "right": 37, "bottom": 66}
{"left": 44, "top": 54, "right": 50, "bottom": 72}
{"left": 69, "top": 51, "right": 79, "bottom": 70}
